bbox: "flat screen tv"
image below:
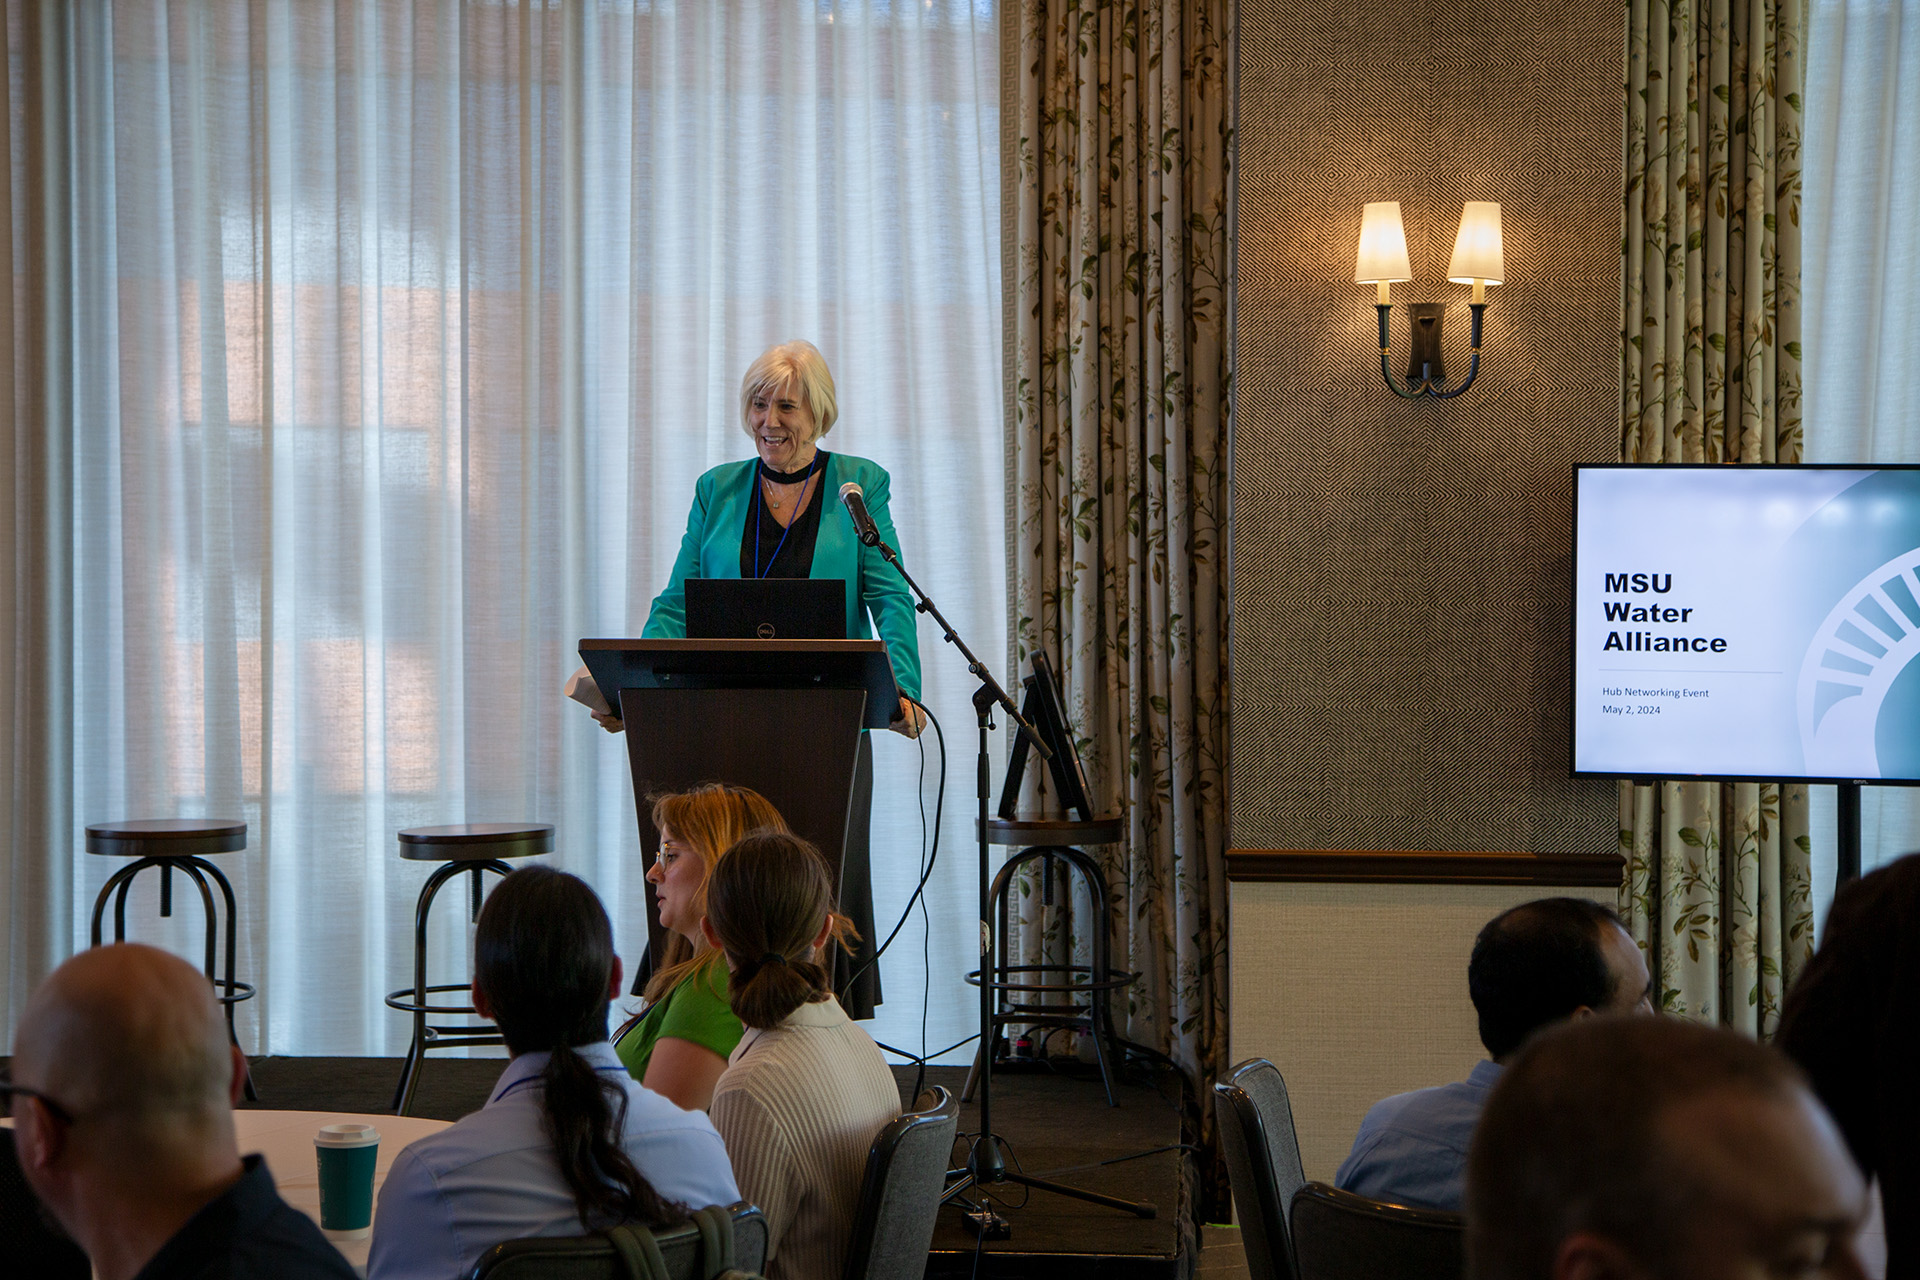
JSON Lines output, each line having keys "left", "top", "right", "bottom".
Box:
{"left": 1573, "top": 464, "right": 1920, "bottom": 784}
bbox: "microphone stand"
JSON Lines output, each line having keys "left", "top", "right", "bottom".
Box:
{"left": 861, "top": 525, "right": 1155, "bottom": 1237}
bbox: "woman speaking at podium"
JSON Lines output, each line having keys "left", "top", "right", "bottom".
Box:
{"left": 626, "top": 339, "right": 922, "bottom": 1020}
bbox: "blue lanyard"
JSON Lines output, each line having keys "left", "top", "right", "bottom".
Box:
{"left": 754, "top": 455, "right": 821, "bottom": 579}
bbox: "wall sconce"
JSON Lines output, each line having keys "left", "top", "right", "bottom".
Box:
{"left": 1354, "top": 201, "right": 1503, "bottom": 400}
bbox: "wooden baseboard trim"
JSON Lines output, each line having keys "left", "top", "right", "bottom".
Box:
{"left": 1226, "top": 848, "right": 1625, "bottom": 887}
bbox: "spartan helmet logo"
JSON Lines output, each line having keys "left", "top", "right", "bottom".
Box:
{"left": 757, "top": 622, "right": 777, "bottom": 639}
{"left": 1798, "top": 546, "right": 1920, "bottom": 778}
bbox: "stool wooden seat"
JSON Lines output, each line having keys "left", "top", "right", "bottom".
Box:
{"left": 397, "top": 823, "right": 558, "bottom": 861}
{"left": 86, "top": 818, "right": 247, "bottom": 860}
{"left": 965, "top": 814, "right": 1136, "bottom": 1106}
{"left": 86, "top": 819, "right": 256, "bottom": 1100}
{"left": 386, "top": 823, "right": 554, "bottom": 1115}
{"left": 983, "top": 816, "right": 1125, "bottom": 847}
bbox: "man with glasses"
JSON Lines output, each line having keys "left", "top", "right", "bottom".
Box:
{"left": 5, "top": 943, "right": 353, "bottom": 1280}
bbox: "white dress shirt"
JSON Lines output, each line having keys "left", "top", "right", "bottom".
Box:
{"left": 367, "top": 1041, "right": 740, "bottom": 1280}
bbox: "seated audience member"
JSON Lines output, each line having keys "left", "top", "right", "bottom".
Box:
{"left": 1776, "top": 851, "right": 1920, "bottom": 1276}
{"left": 615, "top": 783, "right": 790, "bottom": 1109}
{"left": 1466, "top": 1015, "right": 1868, "bottom": 1280}
{"left": 5, "top": 943, "right": 354, "bottom": 1280}
{"left": 369, "top": 866, "right": 738, "bottom": 1280}
{"left": 702, "top": 832, "right": 901, "bottom": 1280}
{"left": 1336, "top": 897, "right": 1651, "bottom": 1210}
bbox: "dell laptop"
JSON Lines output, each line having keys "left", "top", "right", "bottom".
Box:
{"left": 684, "top": 578, "right": 847, "bottom": 640}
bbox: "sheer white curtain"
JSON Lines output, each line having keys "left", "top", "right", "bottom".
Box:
{"left": 2, "top": 0, "right": 999, "bottom": 1059}
{"left": 1803, "top": 0, "right": 1920, "bottom": 924}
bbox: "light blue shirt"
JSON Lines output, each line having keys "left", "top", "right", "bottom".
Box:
{"left": 367, "top": 1041, "right": 740, "bottom": 1280}
{"left": 1333, "top": 1059, "right": 1504, "bottom": 1212}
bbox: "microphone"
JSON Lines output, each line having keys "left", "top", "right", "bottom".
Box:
{"left": 839, "top": 481, "right": 881, "bottom": 547}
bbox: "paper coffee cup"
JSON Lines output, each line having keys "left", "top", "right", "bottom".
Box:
{"left": 314, "top": 1123, "right": 381, "bottom": 1239}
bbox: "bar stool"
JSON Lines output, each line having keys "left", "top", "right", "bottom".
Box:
{"left": 965, "top": 815, "right": 1137, "bottom": 1106}
{"left": 385, "top": 823, "right": 554, "bottom": 1115}
{"left": 86, "top": 818, "right": 257, "bottom": 1100}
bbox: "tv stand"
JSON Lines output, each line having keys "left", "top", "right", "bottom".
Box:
{"left": 1838, "top": 781, "right": 1863, "bottom": 887}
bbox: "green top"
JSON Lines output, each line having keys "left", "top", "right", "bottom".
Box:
{"left": 640, "top": 451, "right": 923, "bottom": 702}
{"left": 613, "top": 962, "right": 745, "bottom": 1083}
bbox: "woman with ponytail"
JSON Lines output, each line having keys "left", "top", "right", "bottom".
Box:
{"left": 701, "top": 832, "right": 901, "bottom": 1280}
{"left": 367, "top": 867, "right": 739, "bottom": 1280}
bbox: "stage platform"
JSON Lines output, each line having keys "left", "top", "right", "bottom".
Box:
{"left": 232, "top": 1052, "right": 1193, "bottom": 1280}
{"left": 919, "top": 1060, "right": 1189, "bottom": 1280}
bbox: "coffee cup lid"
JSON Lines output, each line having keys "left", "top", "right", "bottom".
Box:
{"left": 314, "top": 1122, "right": 381, "bottom": 1148}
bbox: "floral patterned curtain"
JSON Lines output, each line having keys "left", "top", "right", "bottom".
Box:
{"left": 1006, "top": 0, "right": 1230, "bottom": 1156}
{"left": 1618, "top": 0, "right": 1812, "bottom": 1034}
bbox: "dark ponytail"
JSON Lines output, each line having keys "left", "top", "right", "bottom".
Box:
{"left": 475, "top": 866, "right": 686, "bottom": 1229}
{"left": 704, "top": 831, "right": 844, "bottom": 1030}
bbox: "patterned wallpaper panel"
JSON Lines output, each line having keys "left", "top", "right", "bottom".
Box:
{"left": 1231, "top": 0, "right": 1624, "bottom": 852}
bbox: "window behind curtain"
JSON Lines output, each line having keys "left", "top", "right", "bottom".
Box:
{"left": 1803, "top": 0, "right": 1920, "bottom": 925}
{"left": 51, "top": 0, "right": 999, "bottom": 1057}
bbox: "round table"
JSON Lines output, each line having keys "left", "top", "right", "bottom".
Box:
{"left": 235, "top": 1109, "right": 452, "bottom": 1273}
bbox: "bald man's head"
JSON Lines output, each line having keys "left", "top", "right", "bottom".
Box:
{"left": 14, "top": 944, "right": 235, "bottom": 1155}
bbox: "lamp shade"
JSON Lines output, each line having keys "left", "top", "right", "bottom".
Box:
{"left": 1354, "top": 202, "right": 1413, "bottom": 284}
{"left": 1446, "top": 202, "right": 1504, "bottom": 284}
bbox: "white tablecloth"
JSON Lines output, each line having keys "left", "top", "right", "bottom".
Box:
{"left": 235, "top": 1109, "right": 453, "bottom": 1273}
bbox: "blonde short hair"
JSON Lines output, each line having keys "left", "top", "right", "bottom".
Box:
{"left": 739, "top": 340, "right": 838, "bottom": 441}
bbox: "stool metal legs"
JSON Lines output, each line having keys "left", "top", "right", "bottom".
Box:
{"left": 90, "top": 855, "right": 259, "bottom": 1101}
{"left": 964, "top": 844, "right": 1135, "bottom": 1107}
{"left": 386, "top": 859, "right": 513, "bottom": 1116}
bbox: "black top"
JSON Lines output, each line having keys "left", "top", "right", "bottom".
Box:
{"left": 1, "top": 1130, "right": 88, "bottom": 1278}
{"left": 132, "top": 1156, "right": 356, "bottom": 1280}
{"left": 739, "top": 453, "right": 827, "bottom": 579}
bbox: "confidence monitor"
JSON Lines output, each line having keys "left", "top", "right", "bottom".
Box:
{"left": 1572, "top": 464, "right": 1920, "bottom": 783}
{"left": 996, "top": 651, "right": 1095, "bottom": 820}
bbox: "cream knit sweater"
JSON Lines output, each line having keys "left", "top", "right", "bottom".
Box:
{"left": 710, "top": 996, "right": 902, "bottom": 1280}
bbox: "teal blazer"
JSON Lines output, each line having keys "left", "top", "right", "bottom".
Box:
{"left": 642, "top": 452, "right": 923, "bottom": 702}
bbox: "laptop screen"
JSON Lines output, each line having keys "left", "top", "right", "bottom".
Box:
{"left": 684, "top": 578, "right": 847, "bottom": 641}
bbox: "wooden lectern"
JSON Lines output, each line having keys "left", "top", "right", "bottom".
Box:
{"left": 578, "top": 638, "right": 899, "bottom": 982}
